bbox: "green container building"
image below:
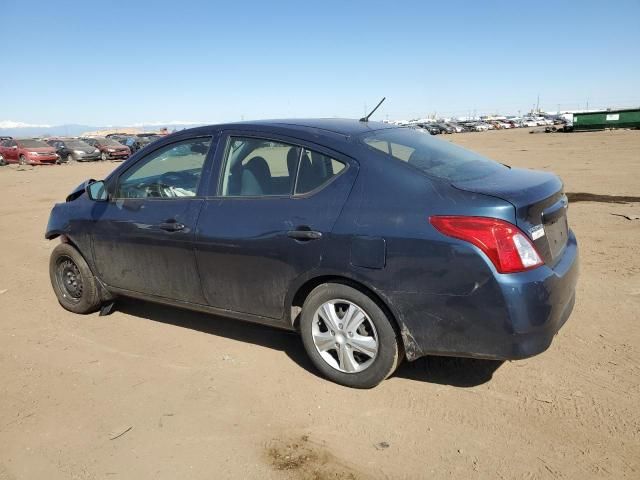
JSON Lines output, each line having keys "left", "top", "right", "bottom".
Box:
{"left": 572, "top": 108, "right": 640, "bottom": 131}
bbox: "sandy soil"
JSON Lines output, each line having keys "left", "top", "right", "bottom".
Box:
{"left": 0, "top": 128, "right": 638, "bottom": 479}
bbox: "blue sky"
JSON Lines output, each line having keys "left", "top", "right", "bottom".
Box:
{"left": 1, "top": 0, "right": 639, "bottom": 126}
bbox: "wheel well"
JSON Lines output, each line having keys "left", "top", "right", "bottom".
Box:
{"left": 289, "top": 276, "right": 400, "bottom": 335}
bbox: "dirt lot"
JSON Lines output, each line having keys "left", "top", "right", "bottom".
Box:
{"left": 0, "top": 128, "right": 638, "bottom": 479}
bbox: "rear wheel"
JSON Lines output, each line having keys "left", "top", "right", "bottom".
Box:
{"left": 300, "top": 283, "right": 402, "bottom": 388}
{"left": 67, "top": 154, "right": 74, "bottom": 163}
{"left": 49, "top": 243, "right": 101, "bottom": 314}
{"left": 0, "top": 155, "right": 5, "bottom": 166}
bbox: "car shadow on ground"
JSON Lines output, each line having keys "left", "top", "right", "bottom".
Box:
{"left": 115, "top": 298, "right": 503, "bottom": 388}
{"left": 115, "top": 297, "right": 321, "bottom": 377}
{"left": 393, "top": 356, "right": 504, "bottom": 387}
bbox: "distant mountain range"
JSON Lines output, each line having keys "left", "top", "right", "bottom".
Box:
{"left": 0, "top": 122, "right": 205, "bottom": 137}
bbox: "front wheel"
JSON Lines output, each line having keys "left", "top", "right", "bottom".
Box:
{"left": 19, "top": 155, "right": 28, "bottom": 165}
{"left": 49, "top": 243, "right": 101, "bottom": 314}
{"left": 0, "top": 155, "right": 5, "bottom": 166}
{"left": 101, "top": 152, "right": 108, "bottom": 161}
{"left": 300, "top": 283, "right": 402, "bottom": 388}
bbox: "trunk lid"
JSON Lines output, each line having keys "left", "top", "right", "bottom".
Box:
{"left": 452, "top": 167, "right": 569, "bottom": 265}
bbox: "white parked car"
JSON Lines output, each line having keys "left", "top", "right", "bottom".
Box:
{"left": 447, "top": 123, "right": 465, "bottom": 133}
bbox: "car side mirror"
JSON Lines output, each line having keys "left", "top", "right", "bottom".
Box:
{"left": 86, "top": 180, "right": 108, "bottom": 201}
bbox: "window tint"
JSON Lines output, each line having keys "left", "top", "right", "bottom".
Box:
{"left": 116, "top": 137, "right": 211, "bottom": 199}
{"left": 361, "top": 128, "right": 506, "bottom": 182}
{"left": 294, "top": 149, "right": 346, "bottom": 194}
{"left": 220, "top": 137, "right": 346, "bottom": 197}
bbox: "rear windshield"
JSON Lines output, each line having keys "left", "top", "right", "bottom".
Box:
{"left": 65, "top": 140, "right": 92, "bottom": 148}
{"left": 360, "top": 128, "right": 507, "bottom": 182}
{"left": 19, "top": 139, "right": 49, "bottom": 148}
{"left": 98, "top": 138, "right": 124, "bottom": 147}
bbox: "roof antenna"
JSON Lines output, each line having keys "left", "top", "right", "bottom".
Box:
{"left": 359, "top": 97, "right": 386, "bottom": 122}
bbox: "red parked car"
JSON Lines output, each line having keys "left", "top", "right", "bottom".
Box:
{"left": 0, "top": 138, "right": 60, "bottom": 165}
{"left": 81, "top": 137, "right": 131, "bottom": 161}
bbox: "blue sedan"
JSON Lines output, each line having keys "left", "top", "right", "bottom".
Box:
{"left": 46, "top": 119, "right": 578, "bottom": 388}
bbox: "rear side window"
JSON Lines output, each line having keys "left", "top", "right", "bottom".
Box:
{"left": 360, "top": 128, "right": 506, "bottom": 182}
{"left": 220, "top": 136, "right": 346, "bottom": 197}
{"left": 294, "top": 149, "right": 345, "bottom": 194}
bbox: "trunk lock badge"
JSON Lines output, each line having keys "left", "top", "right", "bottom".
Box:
{"left": 530, "top": 225, "right": 545, "bottom": 240}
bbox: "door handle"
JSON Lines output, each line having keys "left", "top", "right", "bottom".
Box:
{"left": 158, "top": 221, "right": 185, "bottom": 232}
{"left": 287, "top": 229, "right": 322, "bottom": 241}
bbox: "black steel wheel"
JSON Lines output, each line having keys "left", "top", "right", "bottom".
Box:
{"left": 49, "top": 243, "right": 101, "bottom": 314}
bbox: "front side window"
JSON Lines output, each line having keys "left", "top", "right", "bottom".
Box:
{"left": 116, "top": 137, "right": 211, "bottom": 199}
{"left": 361, "top": 128, "right": 506, "bottom": 182}
{"left": 220, "top": 136, "right": 346, "bottom": 197}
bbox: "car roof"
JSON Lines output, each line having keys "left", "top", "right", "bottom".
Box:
{"left": 194, "top": 118, "right": 396, "bottom": 138}
{"left": 246, "top": 118, "right": 395, "bottom": 135}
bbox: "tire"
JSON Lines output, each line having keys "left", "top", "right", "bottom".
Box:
{"left": 19, "top": 155, "right": 28, "bottom": 165}
{"left": 49, "top": 243, "right": 101, "bottom": 314}
{"left": 0, "top": 155, "right": 5, "bottom": 166}
{"left": 67, "top": 154, "right": 74, "bottom": 163}
{"left": 101, "top": 152, "right": 107, "bottom": 161}
{"left": 300, "top": 283, "right": 402, "bottom": 388}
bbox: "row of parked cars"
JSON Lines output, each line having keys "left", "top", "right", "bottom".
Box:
{"left": 401, "top": 116, "right": 567, "bottom": 135}
{"left": 0, "top": 133, "right": 163, "bottom": 166}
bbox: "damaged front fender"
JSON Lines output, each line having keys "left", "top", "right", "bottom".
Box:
{"left": 45, "top": 202, "right": 72, "bottom": 240}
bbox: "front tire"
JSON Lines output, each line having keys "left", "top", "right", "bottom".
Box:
{"left": 300, "top": 283, "right": 402, "bottom": 388}
{"left": 19, "top": 155, "right": 28, "bottom": 165}
{"left": 101, "top": 152, "right": 108, "bottom": 161}
{"left": 49, "top": 243, "right": 101, "bottom": 314}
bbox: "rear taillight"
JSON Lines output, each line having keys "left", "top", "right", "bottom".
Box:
{"left": 429, "top": 216, "right": 544, "bottom": 274}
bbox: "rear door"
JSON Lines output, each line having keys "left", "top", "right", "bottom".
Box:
{"left": 91, "top": 135, "right": 216, "bottom": 303}
{"left": 195, "top": 132, "right": 358, "bottom": 320}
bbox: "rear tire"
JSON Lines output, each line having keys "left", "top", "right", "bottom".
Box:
{"left": 0, "top": 155, "right": 5, "bottom": 166}
{"left": 300, "top": 283, "right": 402, "bottom": 388}
{"left": 49, "top": 243, "right": 101, "bottom": 314}
{"left": 67, "top": 154, "right": 74, "bottom": 163}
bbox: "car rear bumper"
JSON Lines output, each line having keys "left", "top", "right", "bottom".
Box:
{"left": 75, "top": 153, "right": 101, "bottom": 161}
{"left": 391, "top": 231, "right": 579, "bottom": 361}
{"left": 105, "top": 152, "right": 129, "bottom": 160}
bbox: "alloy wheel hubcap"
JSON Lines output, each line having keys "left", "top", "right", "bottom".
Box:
{"left": 311, "top": 300, "right": 378, "bottom": 373}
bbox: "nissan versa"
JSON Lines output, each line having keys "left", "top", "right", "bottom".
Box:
{"left": 46, "top": 119, "right": 578, "bottom": 388}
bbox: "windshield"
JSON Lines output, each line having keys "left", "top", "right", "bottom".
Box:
{"left": 97, "top": 138, "right": 124, "bottom": 147}
{"left": 360, "top": 128, "right": 507, "bottom": 182}
{"left": 139, "top": 135, "right": 161, "bottom": 144}
{"left": 65, "top": 140, "right": 92, "bottom": 148}
{"left": 18, "top": 139, "right": 49, "bottom": 148}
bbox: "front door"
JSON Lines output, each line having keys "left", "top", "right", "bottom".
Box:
{"left": 91, "top": 135, "right": 215, "bottom": 303}
{"left": 195, "top": 133, "right": 358, "bottom": 320}
{"left": 2, "top": 140, "right": 19, "bottom": 162}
